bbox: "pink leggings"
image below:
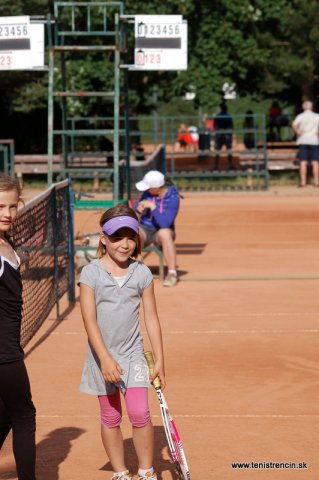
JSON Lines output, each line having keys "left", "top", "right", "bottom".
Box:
{"left": 98, "top": 387, "right": 151, "bottom": 429}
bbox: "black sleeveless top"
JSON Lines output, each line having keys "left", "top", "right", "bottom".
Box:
{"left": 0, "top": 255, "right": 24, "bottom": 363}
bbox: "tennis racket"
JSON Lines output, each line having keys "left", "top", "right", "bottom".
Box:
{"left": 144, "top": 351, "right": 191, "bottom": 480}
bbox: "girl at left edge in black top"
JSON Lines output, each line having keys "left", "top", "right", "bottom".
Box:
{"left": 0, "top": 173, "right": 36, "bottom": 480}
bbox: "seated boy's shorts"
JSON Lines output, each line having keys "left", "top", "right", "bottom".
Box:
{"left": 298, "top": 145, "right": 319, "bottom": 162}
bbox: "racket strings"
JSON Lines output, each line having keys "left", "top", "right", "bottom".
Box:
{"left": 158, "top": 392, "right": 191, "bottom": 480}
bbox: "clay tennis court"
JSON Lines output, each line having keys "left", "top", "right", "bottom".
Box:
{"left": 1, "top": 186, "right": 319, "bottom": 480}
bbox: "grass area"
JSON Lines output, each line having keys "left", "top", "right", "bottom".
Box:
{"left": 138, "top": 96, "right": 296, "bottom": 144}
{"left": 173, "top": 171, "right": 299, "bottom": 190}
{"left": 21, "top": 175, "right": 113, "bottom": 190}
{"left": 173, "top": 176, "right": 267, "bottom": 190}
{"left": 22, "top": 170, "right": 299, "bottom": 194}
{"left": 268, "top": 170, "right": 299, "bottom": 186}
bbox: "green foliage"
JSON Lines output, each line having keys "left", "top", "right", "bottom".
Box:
{"left": 1, "top": 0, "right": 319, "bottom": 152}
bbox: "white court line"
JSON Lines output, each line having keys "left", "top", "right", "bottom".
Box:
{"left": 37, "top": 414, "right": 319, "bottom": 419}
{"left": 214, "top": 223, "right": 319, "bottom": 227}
{"left": 208, "top": 312, "right": 319, "bottom": 317}
{"left": 49, "top": 329, "right": 319, "bottom": 335}
{"left": 165, "top": 329, "right": 319, "bottom": 334}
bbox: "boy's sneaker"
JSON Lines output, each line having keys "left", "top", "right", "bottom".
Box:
{"left": 138, "top": 472, "right": 158, "bottom": 480}
{"left": 111, "top": 471, "right": 132, "bottom": 480}
{"left": 163, "top": 273, "right": 178, "bottom": 287}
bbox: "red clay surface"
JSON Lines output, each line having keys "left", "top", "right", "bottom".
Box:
{"left": 2, "top": 186, "right": 319, "bottom": 479}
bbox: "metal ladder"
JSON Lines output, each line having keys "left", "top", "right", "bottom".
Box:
{"left": 47, "top": 1, "right": 124, "bottom": 204}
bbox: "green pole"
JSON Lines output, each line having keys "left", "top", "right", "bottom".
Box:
{"left": 113, "top": 13, "right": 120, "bottom": 204}
{"left": 124, "top": 66, "right": 131, "bottom": 200}
{"left": 2, "top": 148, "right": 8, "bottom": 176}
{"left": 47, "top": 14, "right": 54, "bottom": 187}
{"left": 67, "top": 182, "right": 75, "bottom": 303}
{"left": 60, "top": 51, "right": 68, "bottom": 173}
{"left": 9, "top": 140, "right": 15, "bottom": 177}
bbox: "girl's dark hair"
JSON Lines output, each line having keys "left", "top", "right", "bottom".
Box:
{"left": 97, "top": 203, "right": 142, "bottom": 258}
{"left": 0, "top": 174, "right": 23, "bottom": 246}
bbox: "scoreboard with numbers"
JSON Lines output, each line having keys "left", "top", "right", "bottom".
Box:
{"left": 133, "top": 15, "right": 187, "bottom": 71}
{"left": 0, "top": 16, "right": 44, "bottom": 70}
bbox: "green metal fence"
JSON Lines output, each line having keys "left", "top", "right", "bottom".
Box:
{"left": 162, "top": 113, "right": 268, "bottom": 190}
{"left": 0, "top": 139, "right": 15, "bottom": 177}
{"left": 67, "top": 113, "right": 269, "bottom": 190}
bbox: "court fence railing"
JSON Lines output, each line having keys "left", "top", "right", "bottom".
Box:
{"left": 0, "top": 139, "right": 15, "bottom": 177}
{"left": 14, "top": 179, "right": 75, "bottom": 348}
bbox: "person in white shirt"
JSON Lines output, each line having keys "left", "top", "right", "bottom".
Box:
{"left": 292, "top": 100, "right": 319, "bottom": 187}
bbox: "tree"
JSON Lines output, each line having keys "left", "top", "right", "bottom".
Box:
{"left": 0, "top": 0, "right": 53, "bottom": 151}
{"left": 280, "top": 0, "right": 319, "bottom": 103}
{"left": 0, "top": 0, "right": 319, "bottom": 152}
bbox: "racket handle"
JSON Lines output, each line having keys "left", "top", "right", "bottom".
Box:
{"left": 144, "top": 351, "right": 161, "bottom": 389}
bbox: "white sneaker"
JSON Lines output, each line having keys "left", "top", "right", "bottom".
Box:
{"left": 163, "top": 273, "right": 178, "bottom": 287}
{"left": 111, "top": 471, "right": 132, "bottom": 480}
{"left": 138, "top": 472, "right": 158, "bottom": 480}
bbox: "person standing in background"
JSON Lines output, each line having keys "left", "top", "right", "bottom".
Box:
{"left": 292, "top": 100, "right": 319, "bottom": 187}
{"left": 268, "top": 101, "right": 282, "bottom": 141}
{"left": 214, "top": 102, "right": 235, "bottom": 170}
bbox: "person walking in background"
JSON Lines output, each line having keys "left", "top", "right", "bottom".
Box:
{"left": 292, "top": 100, "right": 319, "bottom": 187}
{"left": 79, "top": 204, "right": 165, "bottom": 480}
{"left": 242, "top": 110, "right": 258, "bottom": 189}
{"left": 135, "top": 170, "right": 180, "bottom": 287}
{"left": 0, "top": 174, "right": 37, "bottom": 480}
{"left": 214, "top": 102, "right": 235, "bottom": 170}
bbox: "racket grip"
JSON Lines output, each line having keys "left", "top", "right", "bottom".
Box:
{"left": 144, "top": 351, "right": 161, "bottom": 389}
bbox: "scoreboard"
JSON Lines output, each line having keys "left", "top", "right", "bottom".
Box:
{"left": 0, "top": 16, "right": 44, "bottom": 70}
{"left": 133, "top": 15, "right": 187, "bottom": 71}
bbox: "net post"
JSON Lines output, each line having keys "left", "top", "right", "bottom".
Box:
{"left": 51, "top": 185, "right": 60, "bottom": 318}
{"left": 67, "top": 182, "right": 76, "bottom": 303}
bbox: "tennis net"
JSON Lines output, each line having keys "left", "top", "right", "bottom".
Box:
{"left": 14, "top": 180, "right": 75, "bottom": 348}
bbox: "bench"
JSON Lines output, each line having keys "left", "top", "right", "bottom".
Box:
{"left": 13, "top": 153, "right": 116, "bottom": 186}
{"left": 14, "top": 155, "right": 61, "bottom": 174}
{"left": 166, "top": 143, "right": 300, "bottom": 173}
{"left": 239, "top": 153, "right": 298, "bottom": 171}
{"left": 13, "top": 150, "right": 158, "bottom": 190}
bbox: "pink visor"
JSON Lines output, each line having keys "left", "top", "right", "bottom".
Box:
{"left": 102, "top": 216, "right": 139, "bottom": 235}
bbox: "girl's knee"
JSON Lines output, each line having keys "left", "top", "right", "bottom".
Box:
{"left": 101, "top": 409, "right": 122, "bottom": 428}
{"left": 128, "top": 406, "right": 151, "bottom": 428}
{"left": 125, "top": 387, "right": 151, "bottom": 428}
{"left": 99, "top": 393, "right": 122, "bottom": 429}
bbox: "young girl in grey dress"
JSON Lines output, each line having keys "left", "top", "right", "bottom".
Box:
{"left": 79, "top": 204, "right": 165, "bottom": 480}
